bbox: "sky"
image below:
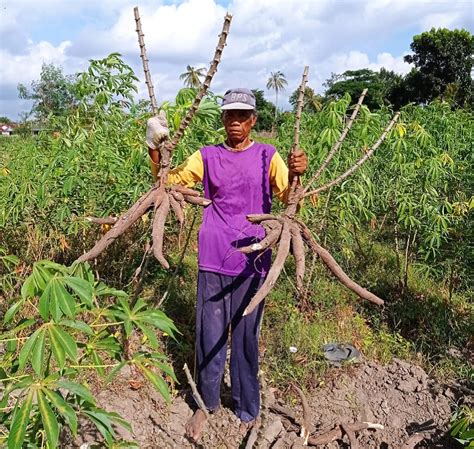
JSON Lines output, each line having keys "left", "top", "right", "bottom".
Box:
{"left": 0, "top": 0, "right": 472, "bottom": 120}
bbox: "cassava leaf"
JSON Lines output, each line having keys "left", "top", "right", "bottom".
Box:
{"left": 138, "top": 364, "right": 170, "bottom": 402}
{"left": 63, "top": 276, "right": 93, "bottom": 306}
{"left": 53, "top": 281, "right": 76, "bottom": 318}
{"left": 56, "top": 380, "right": 95, "bottom": 404}
{"left": 7, "top": 389, "right": 34, "bottom": 449}
{"left": 50, "top": 325, "right": 77, "bottom": 361}
{"left": 31, "top": 327, "right": 46, "bottom": 375}
{"left": 48, "top": 326, "right": 66, "bottom": 369}
{"left": 4, "top": 299, "right": 26, "bottom": 324}
{"left": 18, "top": 327, "right": 43, "bottom": 370}
{"left": 21, "top": 275, "right": 36, "bottom": 300}
{"left": 43, "top": 388, "right": 78, "bottom": 435}
{"left": 37, "top": 389, "right": 59, "bottom": 448}
{"left": 59, "top": 319, "right": 93, "bottom": 335}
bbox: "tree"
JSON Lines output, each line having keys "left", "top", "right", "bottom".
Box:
{"left": 378, "top": 68, "right": 404, "bottom": 102}
{"left": 289, "top": 86, "right": 324, "bottom": 113}
{"left": 266, "top": 71, "right": 288, "bottom": 126}
{"left": 179, "top": 65, "right": 206, "bottom": 88}
{"left": 403, "top": 28, "right": 474, "bottom": 107}
{"left": 0, "top": 116, "right": 12, "bottom": 124}
{"left": 324, "top": 69, "right": 385, "bottom": 110}
{"left": 17, "top": 63, "right": 77, "bottom": 122}
{"left": 251, "top": 89, "right": 275, "bottom": 132}
{"left": 324, "top": 68, "right": 405, "bottom": 110}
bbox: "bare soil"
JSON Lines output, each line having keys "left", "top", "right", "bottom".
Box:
{"left": 73, "top": 359, "right": 465, "bottom": 448}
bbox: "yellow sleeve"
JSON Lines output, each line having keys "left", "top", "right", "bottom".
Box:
{"left": 167, "top": 150, "right": 204, "bottom": 188}
{"left": 269, "top": 152, "right": 290, "bottom": 203}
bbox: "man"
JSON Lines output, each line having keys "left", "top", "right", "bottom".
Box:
{"left": 146, "top": 88, "right": 307, "bottom": 441}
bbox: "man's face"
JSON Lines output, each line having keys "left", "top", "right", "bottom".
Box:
{"left": 222, "top": 109, "right": 257, "bottom": 142}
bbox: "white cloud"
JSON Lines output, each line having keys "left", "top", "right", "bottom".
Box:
{"left": 371, "top": 52, "right": 411, "bottom": 74}
{"left": 1, "top": 0, "right": 472, "bottom": 118}
{"left": 420, "top": 12, "right": 463, "bottom": 30}
{"left": 1, "top": 40, "right": 74, "bottom": 86}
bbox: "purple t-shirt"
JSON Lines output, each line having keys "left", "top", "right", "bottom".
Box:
{"left": 198, "top": 142, "right": 276, "bottom": 277}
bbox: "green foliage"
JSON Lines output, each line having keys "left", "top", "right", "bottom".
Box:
{"left": 289, "top": 86, "right": 324, "bottom": 113}
{"left": 0, "top": 260, "right": 177, "bottom": 448}
{"left": 17, "top": 63, "right": 78, "bottom": 122}
{"left": 252, "top": 88, "right": 276, "bottom": 132}
{"left": 0, "top": 246, "right": 20, "bottom": 294}
{"left": 323, "top": 29, "right": 473, "bottom": 109}
{"left": 276, "top": 96, "right": 473, "bottom": 286}
{"left": 1, "top": 50, "right": 472, "bottom": 446}
{"left": 0, "top": 55, "right": 223, "bottom": 241}
{"left": 160, "top": 87, "right": 224, "bottom": 162}
{"left": 450, "top": 406, "right": 474, "bottom": 447}
{"left": 324, "top": 68, "right": 402, "bottom": 109}
{"left": 266, "top": 71, "right": 288, "bottom": 94}
{"left": 404, "top": 28, "right": 474, "bottom": 107}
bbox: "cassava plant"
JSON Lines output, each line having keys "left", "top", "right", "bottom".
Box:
{"left": 76, "top": 10, "right": 233, "bottom": 267}
{"left": 240, "top": 70, "right": 399, "bottom": 316}
{"left": 0, "top": 260, "right": 177, "bottom": 448}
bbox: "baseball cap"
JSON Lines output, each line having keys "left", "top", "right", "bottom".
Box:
{"left": 221, "top": 88, "right": 256, "bottom": 110}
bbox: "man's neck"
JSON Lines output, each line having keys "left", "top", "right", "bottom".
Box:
{"left": 225, "top": 137, "right": 253, "bottom": 151}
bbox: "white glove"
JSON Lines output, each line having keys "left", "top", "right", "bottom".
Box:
{"left": 145, "top": 110, "right": 169, "bottom": 150}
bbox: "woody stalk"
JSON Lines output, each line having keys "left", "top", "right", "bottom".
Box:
{"left": 241, "top": 69, "right": 400, "bottom": 316}
{"left": 77, "top": 10, "right": 233, "bottom": 266}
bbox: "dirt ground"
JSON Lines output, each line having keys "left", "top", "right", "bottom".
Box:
{"left": 73, "top": 358, "right": 468, "bottom": 448}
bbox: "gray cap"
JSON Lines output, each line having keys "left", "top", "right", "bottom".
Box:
{"left": 221, "top": 88, "right": 256, "bottom": 110}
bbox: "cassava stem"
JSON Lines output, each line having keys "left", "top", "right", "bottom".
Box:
{"left": 169, "top": 13, "right": 232, "bottom": 149}
{"left": 292, "top": 66, "right": 309, "bottom": 154}
{"left": 134, "top": 7, "right": 158, "bottom": 114}
{"left": 287, "top": 66, "right": 309, "bottom": 211}
{"left": 160, "top": 13, "right": 232, "bottom": 184}
{"left": 294, "top": 385, "right": 311, "bottom": 445}
{"left": 302, "top": 88, "right": 368, "bottom": 195}
{"left": 303, "top": 112, "right": 400, "bottom": 199}
{"left": 183, "top": 363, "right": 230, "bottom": 449}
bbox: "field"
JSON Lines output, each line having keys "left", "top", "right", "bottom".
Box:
{"left": 0, "top": 57, "right": 473, "bottom": 448}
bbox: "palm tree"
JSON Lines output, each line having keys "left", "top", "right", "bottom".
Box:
{"left": 266, "top": 71, "right": 288, "bottom": 127}
{"left": 179, "top": 65, "right": 206, "bottom": 88}
{"left": 304, "top": 87, "right": 323, "bottom": 113}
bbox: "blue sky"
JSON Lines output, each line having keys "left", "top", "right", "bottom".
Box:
{"left": 1, "top": 0, "right": 472, "bottom": 120}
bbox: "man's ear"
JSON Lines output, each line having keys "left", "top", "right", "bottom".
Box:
{"left": 251, "top": 113, "right": 258, "bottom": 127}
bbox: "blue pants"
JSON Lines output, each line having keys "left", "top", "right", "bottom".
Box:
{"left": 195, "top": 270, "right": 265, "bottom": 422}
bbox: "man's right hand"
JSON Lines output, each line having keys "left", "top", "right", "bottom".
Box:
{"left": 145, "top": 111, "right": 169, "bottom": 150}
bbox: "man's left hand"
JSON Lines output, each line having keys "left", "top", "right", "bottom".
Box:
{"left": 288, "top": 148, "right": 308, "bottom": 176}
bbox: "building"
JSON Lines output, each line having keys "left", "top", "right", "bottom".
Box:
{"left": 0, "top": 123, "right": 17, "bottom": 136}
